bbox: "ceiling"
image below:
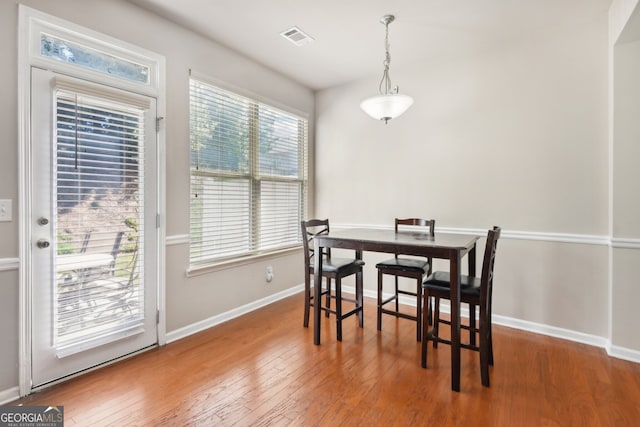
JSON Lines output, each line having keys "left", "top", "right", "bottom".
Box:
{"left": 129, "top": 0, "right": 611, "bottom": 91}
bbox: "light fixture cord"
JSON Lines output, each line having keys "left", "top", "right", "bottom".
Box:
{"left": 378, "top": 20, "right": 397, "bottom": 96}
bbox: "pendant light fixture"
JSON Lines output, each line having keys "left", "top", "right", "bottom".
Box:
{"left": 360, "top": 14, "right": 414, "bottom": 124}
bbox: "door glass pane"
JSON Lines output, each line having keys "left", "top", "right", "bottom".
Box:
{"left": 41, "top": 33, "right": 150, "bottom": 84}
{"left": 54, "top": 89, "right": 145, "bottom": 356}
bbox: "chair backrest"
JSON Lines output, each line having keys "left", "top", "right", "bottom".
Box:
{"left": 106, "top": 231, "right": 126, "bottom": 273}
{"left": 301, "top": 219, "right": 331, "bottom": 271}
{"left": 111, "top": 231, "right": 125, "bottom": 259}
{"left": 80, "top": 231, "right": 92, "bottom": 253}
{"left": 394, "top": 218, "right": 435, "bottom": 235}
{"left": 480, "top": 226, "right": 501, "bottom": 310}
{"left": 126, "top": 247, "right": 140, "bottom": 285}
{"left": 394, "top": 218, "right": 435, "bottom": 264}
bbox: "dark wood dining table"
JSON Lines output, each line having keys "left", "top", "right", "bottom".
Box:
{"left": 313, "top": 227, "right": 479, "bottom": 392}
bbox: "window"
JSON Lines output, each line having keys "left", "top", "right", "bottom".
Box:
{"left": 41, "top": 33, "right": 150, "bottom": 84}
{"left": 24, "top": 5, "right": 161, "bottom": 95}
{"left": 189, "top": 78, "right": 308, "bottom": 265}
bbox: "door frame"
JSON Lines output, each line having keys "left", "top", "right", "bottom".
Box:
{"left": 17, "top": 5, "right": 166, "bottom": 396}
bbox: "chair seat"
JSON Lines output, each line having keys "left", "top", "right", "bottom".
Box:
{"left": 376, "top": 257, "right": 429, "bottom": 273}
{"left": 309, "top": 257, "right": 365, "bottom": 273}
{"left": 423, "top": 271, "right": 481, "bottom": 297}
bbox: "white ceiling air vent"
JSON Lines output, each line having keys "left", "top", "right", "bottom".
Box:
{"left": 280, "top": 26, "right": 315, "bottom": 46}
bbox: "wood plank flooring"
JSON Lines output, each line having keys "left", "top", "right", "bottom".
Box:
{"left": 12, "top": 294, "right": 640, "bottom": 426}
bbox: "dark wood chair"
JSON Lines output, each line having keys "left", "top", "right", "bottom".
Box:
{"left": 421, "top": 226, "right": 501, "bottom": 387}
{"left": 301, "top": 219, "right": 364, "bottom": 341}
{"left": 376, "top": 218, "right": 435, "bottom": 341}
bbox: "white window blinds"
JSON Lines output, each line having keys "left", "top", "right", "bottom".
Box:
{"left": 189, "top": 79, "right": 308, "bottom": 264}
{"left": 54, "top": 87, "right": 146, "bottom": 356}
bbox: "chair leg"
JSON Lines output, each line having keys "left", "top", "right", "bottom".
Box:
{"left": 469, "top": 303, "right": 477, "bottom": 346}
{"left": 488, "top": 315, "right": 494, "bottom": 366}
{"left": 335, "top": 277, "right": 342, "bottom": 341}
{"left": 377, "top": 269, "right": 383, "bottom": 331}
{"left": 416, "top": 277, "right": 422, "bottom": 342}
{"left": 421, "top": 289, "right": 430, "bottom": 368}
{"left": 433, "top": 296, "right": 440, "bottom": 348}
{"left": 394, "top": 276, "right": 399, "bottom": 313}
{"left": 356, "top": 270, "right": 364, "bottom": 328}
{"left": 325, "top": 277, "right": 331, "bottom": 318}
{"left": 303, "top": 273, "right": 311, "bottom": 328}
{"left": 479, "top": 310, "right": 490, "bottom": 387}
{"left": 488, "top": 301, "right": 494, "bottom": 366}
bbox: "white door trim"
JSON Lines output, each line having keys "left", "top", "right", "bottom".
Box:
{"left": 18, "top": 5, "right": 166, "bottom": 396}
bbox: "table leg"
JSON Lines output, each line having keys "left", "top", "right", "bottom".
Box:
{"left": 313, "top": 239, "right": 323, "bottom": 345}
{"left": 356, "top": 249, "right": 363, "bottom": 328}
{"left": 450, "top": 250, "right": 462, "bottom": 392}
{"left": 468, "top": 243, "right": 477, "bottom": 277}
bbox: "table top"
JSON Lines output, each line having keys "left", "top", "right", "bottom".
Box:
{"left": 57, "top": 253, "right": 114, "bottom": 272}
{"left": 314, "top": 228, "right": 479, "bottom": 253}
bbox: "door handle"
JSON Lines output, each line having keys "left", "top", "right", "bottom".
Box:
{"left": 36, "top": 239, "right": 50, "bottom": 249}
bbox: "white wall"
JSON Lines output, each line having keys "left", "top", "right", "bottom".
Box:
{"left": 613, "top": 42, "right": 640, "bottom": 237}
{"left": 0, "top": 0, "right": 313, "bottom": 395}
{"left": 1, "top": 0, "right": 636, "bottom": 400}
{"left": 0, "top": 1, "right": 23, "bottom": 396}
{"left": 611, "top": 0, "right": 640, "bottom": 354}
{"left": 315, "top": 10, "right": 610, "bottom": 337}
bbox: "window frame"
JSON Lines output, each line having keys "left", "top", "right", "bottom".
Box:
{"left": 25, "top": 7, "right": 161, "bottom": 97}
{"left": 188, "top": 72, "right": 309, "bottom": 270}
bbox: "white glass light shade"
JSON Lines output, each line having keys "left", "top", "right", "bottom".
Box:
{"left": 360, "top": 93, "right": 414, "bottom": 123}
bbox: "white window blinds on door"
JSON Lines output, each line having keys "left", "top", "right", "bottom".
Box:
{"left": 189, "top": 79, "right": 308, "bottom": 264}
{"left": 54, "top": 87, "right": 146, "bottom": 356}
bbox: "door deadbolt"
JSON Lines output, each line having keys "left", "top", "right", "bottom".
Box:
{"left": 37, "top": 217, "right": 49, "bottom": 226}
{"left": 36, "top": 239, "right": 50, "bottom": 249}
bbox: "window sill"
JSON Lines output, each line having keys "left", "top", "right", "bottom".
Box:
{"left": 186, "top": 246, "right": 302, "bottom": 277}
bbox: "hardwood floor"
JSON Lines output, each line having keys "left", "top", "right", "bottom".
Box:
{"left": 12, "top": 294, "right": 640, "bottom": 426}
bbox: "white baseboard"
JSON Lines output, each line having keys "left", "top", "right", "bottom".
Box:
{"left": 607, "top": 344, "right": 640, "bottom": 363}
{"left": 0, "top": 386, "right": 20, "bottom": 405}
{"left": 491, "top": 314, "right": 609, "bottom": 349}
{"left": 165, "top": 284, "right": 304, "bottom": 343}
{"left": 354, "top": 286, "right": 640, "bottom": 363}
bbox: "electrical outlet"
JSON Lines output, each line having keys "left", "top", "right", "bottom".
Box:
{"left": 0, "top": 199, "right": 11, "bottom": 222}
{"left": 266, "top": 266, "right": 274, "bottom": 282}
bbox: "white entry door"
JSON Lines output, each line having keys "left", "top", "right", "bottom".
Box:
{"left": 30, "top": 68, "right": 158, "bottom": 388}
